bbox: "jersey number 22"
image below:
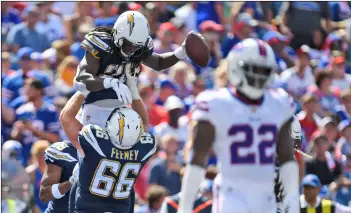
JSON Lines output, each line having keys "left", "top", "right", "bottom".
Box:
{"left": 229, "top": 124, "right": 277, "bottom": 164}
{"left": 90, "top": 159, "right": 141, "bottom": 199}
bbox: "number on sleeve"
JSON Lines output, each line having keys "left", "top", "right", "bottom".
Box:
{"left": 89, "top": 159, "right": 141, "bottom": 199}
{"left": 229, "top": 124, "right": 277, "bottom": 164}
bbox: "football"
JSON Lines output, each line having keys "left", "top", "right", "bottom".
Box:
{"left": 185, "top": 32, "right": 210, "bottom": 67}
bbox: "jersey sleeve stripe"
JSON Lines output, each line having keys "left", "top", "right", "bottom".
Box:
{"left": 141, "top": 142, "right": 157, "bottom": 162}
{"left": 45, "top": 147, "right": 78, "bottom": 162}
{"left": 81, "top": 126, "right": 106, "bottom": 157}
{"left": 86, "top": 35, "right": 109, "bottom": 51}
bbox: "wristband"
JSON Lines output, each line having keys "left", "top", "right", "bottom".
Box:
{"left": 103, "top": 78, "right": 114, "bottom": 89}
{"left": 174, "top": 46, "right": 187, "bottom": 60}
{"left": 51, "top": 183, "right": 65, "bottom": 199}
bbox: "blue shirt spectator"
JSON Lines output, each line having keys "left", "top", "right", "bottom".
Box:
{"left": 329, "top": 2, "right": 351, "bottom": 22}
{"left": 1, "top": 4, "right": 22, "bottom": 41}
{"left": 6, "top": 6, "right": 50, "bottom": 52}
{"left": 195, "top": 2, "right": 223, "bottom": 29}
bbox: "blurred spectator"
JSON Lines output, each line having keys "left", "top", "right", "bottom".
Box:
{"left": 1, "top": 52, "right": 15, "bottom": 82}
{"left": 94, "top": 2, "right": 118, "bottom": 27}
{"left": 279, "top": 2, "right": 332, "bottom": 49}
{"left": 70, "top": 22, "right": 95, "bottom": 61}
{"left": 330, "top": 51, "right": 351, "bottom": 90}
{"left": 195, "top": 2, "right": 225, "bottom": 28}
{"left": 155, "top": 80, "right": 177, "bottom": 106}
{"left": 213, "top": 60, "right": 229, "bottom": 89}
{"left": 11, "top": 78, "right": 60, "bottom": 164}
{"left": 154, "top": 2, "right": 175, "bottom": 23}
{"left": 148, "top": 135, "right": 182, "bottom": 195}
{"left": 199, "top": 21, "right": 224, "bottom": 72}
{"left": 297, "top": 94, "right": 320, "bottom": 142}
{"left": 337, "top": 120, "right": 351, "bottom": 156}
{"left": 25, "top": 140, "right": 50, "bottom": 213}
{"left": 337, "top": 89, "right": 351, "bottom": 120}
{"left": 306, "top": 133, "right": 343, "bottom": 185}
{"left": 135, "top": 185, "right": 169, "bottom": 213}
{"left": 319, "top": 117, "right": 340, "bottom": 159}
{"left": 221, "top": 12, "right": 258, "bottom": 58}
{"left": 169, "top": 61, "right": 194, "bottom": 99}
{"left": 300, "top": 174, "right": 351, "bottom": 212}
{"left": 154, "top": 22, "right": 179, "bottom": 54}
{"left": 2, "top": 140, "right": 25, "bottom": 165}
{"left": 64, "top": 2, "right": 94, "bottom": 44}
{"left": 184, "top": 76, "right": 207, "bottom": 113}
{"left": 280, "top": 45, "right": 315, "bottom": 99}
{"left": 139, "top": 84, "right": 169, "bottom": 127}
{"left": 310, "top": 28, "right": 327, "bottom": 61}
{"left": 6, "top": 5, "right": 50, "bottom": 52}
{"left": 55, "top": 55, "right": 79, "bottom": 96}
{"left": 173, "top": 3, "right": 196, "bottom": 34}
{"left": 36, "top": 2, "right": 65, "bottom": 43}
{"left": 329, "top": 2, "right": 351, "bottom": 22}
{"left": 155, "top": 96, "right": 189, "bottom": 149}
{"left": 308, "top": 70, "right": 341, "bottom": 116}
{"left": 134, "top": 145, "right": 161, "bottom": 202}
{"left": 1, "top": 2, "right": 22, "bottom": 47}
{"left": 263, "top": 30, "right": 295, "bottom": 72}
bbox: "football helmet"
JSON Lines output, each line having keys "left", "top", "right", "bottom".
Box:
{"left": 291, "top": 114, "right": 302, "bottom": 153}
{"left": 227, "top": 38, "right": 276, "bottom": 99}
{"left": 105, "top": 107, "right": 144, "bottom": 150}
{"left": 113, "top": 11, "right": 150, "bottom": 61}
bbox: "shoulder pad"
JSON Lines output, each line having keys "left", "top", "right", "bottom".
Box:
{"left": 45, "top": 142, "right": 77, "bottom": 165}
{"left": 79, "top": 124, "right": 107, "bottom": 157}
{"left": 140, "top": 132, "right": 156, "bottom": 144}
{"left": 81, "top": 32, "right": 112, "bottom": 59}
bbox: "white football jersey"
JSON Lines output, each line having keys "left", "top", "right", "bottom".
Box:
{"left": 191, "top": 87, "right": 295, "bottom": 193}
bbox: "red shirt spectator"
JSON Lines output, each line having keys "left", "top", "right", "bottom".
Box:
{"left": 297, "top": 93, "right": 320, "bottom": 142}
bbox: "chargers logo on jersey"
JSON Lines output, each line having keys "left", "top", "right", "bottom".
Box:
{"left": 127, "top": 13, "right": 135, "bottom": 36}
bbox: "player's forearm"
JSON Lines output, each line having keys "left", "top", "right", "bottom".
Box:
{"left": 60, "top": 92, "right": 84, "bottom": 148}
{"left": 143, "top": 53, "right": 180, "bottom": 71}
{"left": 75, "top": 72, "right": 106, "bottom": 92}
{"left": 40, "top": 181, "right": 72, "bottom": 202}
{"left": 132, "top": 99, "right": 149, "bottom": 132}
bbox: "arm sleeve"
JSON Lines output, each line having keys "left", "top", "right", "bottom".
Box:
{"left": 44, "top": 142, "right": 78, "bottom": 167}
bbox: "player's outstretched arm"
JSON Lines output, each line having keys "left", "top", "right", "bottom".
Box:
{"left": 178, "top": 120, "right": 215, "bottom": 213}
{"left": 40, "top": 164, "right": 72, "bottom": 202}
{"left": 126, "top": 65, "right": 150, "bottom": 132}
{"left": 59, "top": 92, "right": 85, "bottom": 154}
{"left": 277, "top": 119, "right": 300, "bottom": 213}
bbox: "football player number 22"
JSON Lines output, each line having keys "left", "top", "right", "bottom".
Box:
{"left": 90, "top": 159, "right": 141, "bottom": 199}
{"left": 229, "top": 124, "right": 277, "bottom": 164}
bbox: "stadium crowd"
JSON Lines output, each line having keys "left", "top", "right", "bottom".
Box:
{"left": 1, "top": 1, "right": 351, "bottom": 213}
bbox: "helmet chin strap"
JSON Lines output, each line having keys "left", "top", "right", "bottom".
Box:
{"left": 238, "top": 84, "right": 264, "bottom": 100}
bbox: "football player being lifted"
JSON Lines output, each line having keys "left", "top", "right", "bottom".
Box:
{"left": 74, "top": 11, "right": 189, "bottom": 130}
{"left": 177, "top": 39, "right": 299, "bottom": 213}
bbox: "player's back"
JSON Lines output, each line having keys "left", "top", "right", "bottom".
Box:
{"left": 44, "top": 141, "right": 78, "bottom": 213}
{"left": 192, "top": 87, "right": 294, "bottom": 192}
{"left": 75, "top": 124, "right": 156, "bottom": 213}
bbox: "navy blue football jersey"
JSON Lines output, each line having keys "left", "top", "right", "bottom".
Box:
{"left": 81, "top": 31, "right": 154, "bottom": 104}
{"left": 74, "top": 124, "right": 157, "bottom": 213}
{"left": 44, "top": 141, "right": 78, "bottom": 213}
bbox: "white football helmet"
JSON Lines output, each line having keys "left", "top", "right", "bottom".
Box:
{"left": 227, "top": 38, "right": 277, "bottom": 99}
{"left": 113, "top": 11, "right": 150, "bottom": 59}
{"left": 291, "top": 114, "right": 302, "bottom": 152}
{"left": 105, "top": 107, "right": 144, "bottom": 150}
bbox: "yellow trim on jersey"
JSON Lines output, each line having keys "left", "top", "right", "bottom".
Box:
{"left": 321, "top": 199, "right": 332, "bottom": 213}
{"left": 88, "top": 35, "right": 106, "bottom": 50}
{"left": 137, "top": 119, "right": 143, "bottom": 142}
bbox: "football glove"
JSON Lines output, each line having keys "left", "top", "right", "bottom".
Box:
{"left": 125, "top": 64, "right": 140, "bottom": 100}
{"left": 69, "top": 163, "right": 79, "bottom": 184}
{"left": 104, "top": 78, "right": 132, "bottom": 105}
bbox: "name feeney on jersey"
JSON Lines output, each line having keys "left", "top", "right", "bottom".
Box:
{"left": 81, "top": 31, "right": 154, "bottom": 105}
{"left": 191, "top": 87, "right": 295, "bottom": 193}
{"left": 75, "top": 124, "right": 156, "bottom": 213}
